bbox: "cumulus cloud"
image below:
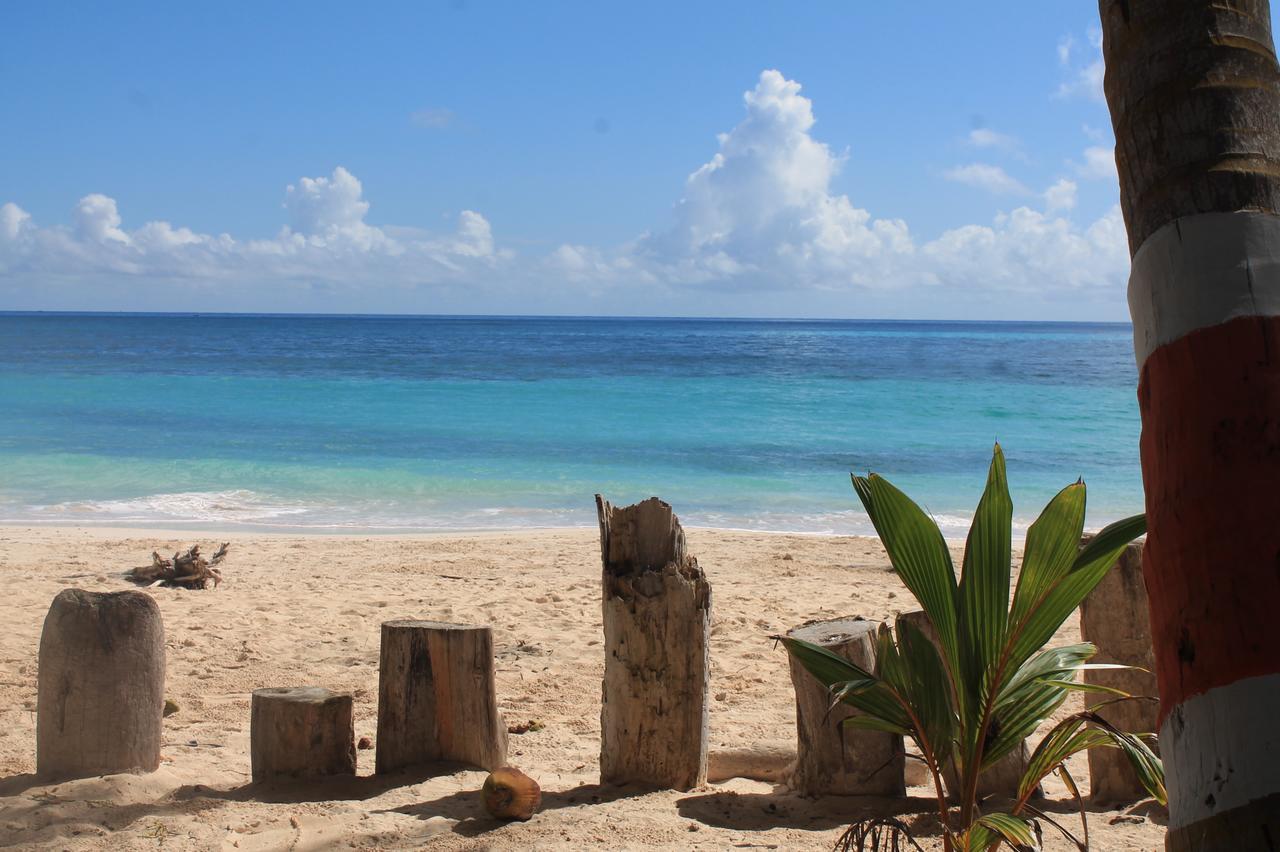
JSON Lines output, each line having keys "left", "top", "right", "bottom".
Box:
{"left": 0, "top": 167, "right": 503, "bottom": 289}
{"left": 622, "top": 70, "right": 915, "bottom": 290}
{"left": 944, "top": 163, "right": 1030, "bottom": 196}
{"left": 2, "top": 71, "right": 1132, "bottom": 314}
{"left": 1043, "top": 178, "right": 1078, "bottom": 213}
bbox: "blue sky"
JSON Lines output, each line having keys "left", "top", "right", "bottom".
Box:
{"left": 0, "top": 2, "right": 1220, "bottom": 319}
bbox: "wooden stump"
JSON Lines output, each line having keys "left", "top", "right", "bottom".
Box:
{"left": 787, "top": 617, "right": 905, "bottom": 796}
{"left": 250, "top": 687, "right": 357, "bottom": 781}
{"left": 36, "top": 589, "right": 165, "bottom": 779}
{"left": 596, "top": 495, "right": 711, "bottom": 790}
{"left": 375, "top": 620, "right": 508, "bottom": 774}
{"left": 1079, "top": 537, "right": 1159, "bottom": 803}
{"left": 895, "top": 610, "right": 1037, "bottom": 801}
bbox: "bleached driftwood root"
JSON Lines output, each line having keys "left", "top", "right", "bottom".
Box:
{"left": 128, "top": 543, "right": 228, "bottom": 589}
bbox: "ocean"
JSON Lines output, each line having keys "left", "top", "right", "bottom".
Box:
{"left": 0, "top": 313, "right": 1143, "bottom": 537}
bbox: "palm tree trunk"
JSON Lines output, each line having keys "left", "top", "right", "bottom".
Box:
{"left": 1098, "top": 1, "right": 1280, "bottom": 847}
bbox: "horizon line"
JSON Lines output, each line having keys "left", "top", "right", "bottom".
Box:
{"left": 0, "top": 309, "right": 1134, "bottom": 326}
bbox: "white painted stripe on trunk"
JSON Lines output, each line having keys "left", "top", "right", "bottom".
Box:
{"left": 1128, "top": 211, "right": 1280, "bottom": 368}
{"left": 1162, "top": 672, "right": 1280, "bottom": 830}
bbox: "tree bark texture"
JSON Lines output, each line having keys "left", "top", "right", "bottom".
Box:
{"left": 250, "top": 686, "right": 357, "bottom": 781}
{"left": 1100, "top": 2, "right": 1280, "bottom": 843}
{"left": 375, "top": 619, "right": 508, "bottom": 774}
{"left": 596, "top": 495, "right": 710, "bottom": 791}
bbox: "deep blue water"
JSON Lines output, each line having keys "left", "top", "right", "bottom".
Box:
{"left": 0, "top": 313, "right": 1143, "bottom": 535}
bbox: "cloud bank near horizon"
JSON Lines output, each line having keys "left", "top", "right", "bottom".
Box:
{"left": 1, "top": 69, "right": 1129, "bottom": 318}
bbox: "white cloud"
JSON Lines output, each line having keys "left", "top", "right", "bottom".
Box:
{"left": 1, "top": 202, "right": 32, "bottom": 242}
{"left": 1057, "top": 27, "right": 1104, "bottom": 102}
{"left": 74, "top": 194, "right": 131, "bottom": 245}
{"left": 1075, "top": 145, "right": 1117, "bottom": 180}
{"left": 0, "top": 167, "right": 503, "bottom": 289}
{"left": 1043, "top": 178, "right": 1078, "bottom": 213}
{"left": 944, "top": 163, "right": 1030, "bottom": 196}
{"left": 2, "top": 71, "right": 1132, "bottom": 315}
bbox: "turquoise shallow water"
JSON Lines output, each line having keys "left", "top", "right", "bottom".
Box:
{"left": 0, "top": 313, "right": 1143, "bottom": 536}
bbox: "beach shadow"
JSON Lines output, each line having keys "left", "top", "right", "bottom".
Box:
{"left": 676, "top": 788, "right": 942, "bottom": 834}
{"left": 383, "top": 781, "right": 659, "bottom": 838}
{"left": 0, "top": 774, "right": 44, "bottom": 797}
{"left": 172, "top": 761, "right": 477, "bottom": 805}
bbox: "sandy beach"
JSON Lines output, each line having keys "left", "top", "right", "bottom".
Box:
{"left": 0, "top": 526, "right": 1165, "bottom": 850}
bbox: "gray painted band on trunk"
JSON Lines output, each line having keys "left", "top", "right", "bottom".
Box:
{"left": 1128, "top": 211, "right": 1280, "bottom": 368}
{"left": 1161, "top": 672, "right": 1280, "bottom": 830}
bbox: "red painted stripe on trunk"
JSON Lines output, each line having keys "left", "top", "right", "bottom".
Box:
{"left": 1139, "top": 314, "right": 1280, "bottom": 721}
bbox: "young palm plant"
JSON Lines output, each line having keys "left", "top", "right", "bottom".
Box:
{"left": 779, "top": 444, "right": 1164, "bottom": 851}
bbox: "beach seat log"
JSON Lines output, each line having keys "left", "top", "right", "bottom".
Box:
{"left": 896, "top": 609, "right": 1038, "bottom": 800}
{"left": 787, "top": 616, "right": 905, "bottom": 796}
{"left": 1079, "top": 537, "right": 1159, "bottom": 804}
{"left": 250, "top": 687, "right": 357, "bottom": 781}
{"left": 376, "top": 620, "right": 508, "bottom": 774}
{"left": 596, "top": 495, "right": 711, "bottom": 791}
{"left": 36, "top": 589, "right": 166, "bottom": 779}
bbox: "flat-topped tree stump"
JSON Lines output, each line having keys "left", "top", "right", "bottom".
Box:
{"left": 895, "top": 610, "right": 1038, "bottom": 801}
{"left": 787, "top": 616, "right": 905, "bottom": 797}
{"left": 596, "top": 495, "right": 711, "bottom": 790}
{"left": 251, "top": 687, "right": 356, "bottom": 782}
{"left": 376, "top": 620, "right": 507, "bottom": 774}
{"left": 37, "top": 589, "right": 165, "bottom": 779}
{"left": 1079, "top": 536, "right": 1159, "bottom": 804}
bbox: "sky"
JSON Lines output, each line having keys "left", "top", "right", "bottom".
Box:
{"left": 0, "top": 1, "right": 1223, "bottom": 320}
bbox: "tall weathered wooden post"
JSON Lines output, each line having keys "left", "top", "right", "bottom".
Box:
{"left": 1079, "top": 537, "right": 1160, "bottom": 803}
{"left": 596, "top": 495, "right": 711, "bottom": 790}
{"left": 37, "top": 589, "right": 166, "bottom": 779}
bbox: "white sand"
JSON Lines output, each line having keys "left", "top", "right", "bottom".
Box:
{"left": 0, "top": 526, "right": 1165, "bottom": 850}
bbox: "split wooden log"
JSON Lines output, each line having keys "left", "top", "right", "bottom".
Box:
{"left": 787, "top": 616, "right": 905, "bottom": 796}
{"left": 375, "top": 620, "right": 507, "bottom": 774}
{"left": 596, "top": 495, "right": 711, "bottom": 791}
{"left": 1079, "top": 536, "right": 1159, "bottom": 804}
{"left": 895, "top": 609, "right": 1038, "bottom": 801}
{"left": 250, "top": 687, "right": 356, "bottom": 781}
{"left": 37, "top": 589, "right": 165, "bottom": 779}
{"left": 128, "top": 543, "right": 228, "bottom": 589}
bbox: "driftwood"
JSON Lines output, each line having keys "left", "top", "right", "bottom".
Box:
{"left": 596, "top": 495, "right": 711, "bottom": 791}
{"left": 128, "top": 543, "right": 228, "bottom": 589}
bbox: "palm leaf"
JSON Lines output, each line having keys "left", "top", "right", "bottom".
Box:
{"left": 958, "top": 443, "right": 1013, "bottom": 715}
{"left": 1009, "top": 482, "right": 1086, "bottom": 627}
{"left": 966, "top": 813, "right": 1035, "bottom": 850}
{"left": 852, "top": 473, "right": 964, "bottom": 709}
{"left": 1005, "top": 514, "right": 1145, "bottom": 672}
